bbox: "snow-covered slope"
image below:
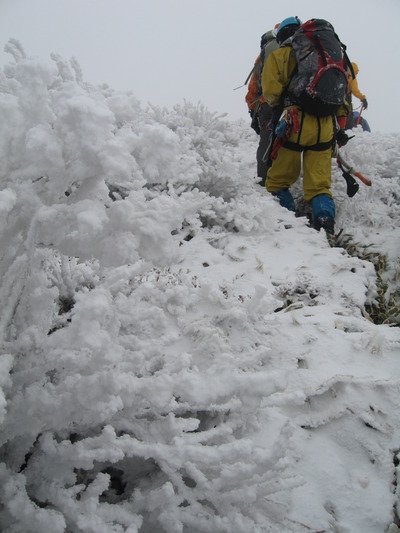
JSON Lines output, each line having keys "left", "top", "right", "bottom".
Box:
{"left": 0, "top": 40, "right": 399, "bottom": 533}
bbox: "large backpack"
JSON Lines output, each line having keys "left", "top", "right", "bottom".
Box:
{"left": 286, "top": 19, "right": 353, "bottom": 116}
{"left": 257, "top": 31, "right": 279, "bottom": 98}
{"left": 242, "top": 30, "right": 278, "bottom": 102}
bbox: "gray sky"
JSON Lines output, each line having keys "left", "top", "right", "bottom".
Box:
{"left": 1, "top": 0, "right": 399, "bottom": 133}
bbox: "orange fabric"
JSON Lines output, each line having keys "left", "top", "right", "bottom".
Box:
{"left": 337, "top": 116, "right": 347, "bottom": 129}
{"left": 245, "top": 55, "right": 266, "bottom": 110}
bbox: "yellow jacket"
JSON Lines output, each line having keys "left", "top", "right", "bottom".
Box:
{"left": 261, "top": 46, "right": 349, "bottom": 117}
{"left": 261, "top": 46, "right": 296, "bottom": 108}
{"left": 348, "top": 62, "right": 366, "bottom": 101}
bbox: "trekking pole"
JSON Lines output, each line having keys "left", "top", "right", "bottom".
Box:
{"left": 355, "top": 102, "right": 364, "bottom": 127}
{"left": 262, "top": 129, "right": 275, "bottom": 164}
{"left": 337, "top": 151, "right": 372, "bottom": 187}
{"left": 233, "top": 66, "right": 255, "bottom": 90}
{"left": 261, "top": 111, "right": 281, "bottom": 165}
{"left": 233, "top": 82, "right": 247, "bottom": 91}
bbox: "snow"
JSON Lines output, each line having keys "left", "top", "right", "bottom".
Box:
{"left": 0, "top": 39, "right": 399, "bottom": 533}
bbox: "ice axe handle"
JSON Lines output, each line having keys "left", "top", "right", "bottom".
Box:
{"left": 355, "top": 171, "right": 371, "bottom": 186}
{"left": 356, "top": 103, "right": 364, "bottom": 127}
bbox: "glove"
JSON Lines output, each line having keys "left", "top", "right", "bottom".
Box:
{"left": 336, "top": 129, "right": 350, "bottom": 147}
{"left": 361, "top": 98, "right": 368, "bottom": 110}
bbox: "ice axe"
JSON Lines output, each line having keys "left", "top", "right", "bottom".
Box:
{"left": 355, "top": 102, "right": 365, "bottom": 127}
{"left": 337, "top": 151, "right": 372, "bottom": 189}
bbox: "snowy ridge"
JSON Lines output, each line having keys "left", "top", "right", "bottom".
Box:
{"left": 0, "top": 40, "right": 399, "bottom": 533}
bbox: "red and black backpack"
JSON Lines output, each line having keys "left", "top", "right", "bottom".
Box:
{"left": 286, "top": 19, "right": 354, "bottom": 116}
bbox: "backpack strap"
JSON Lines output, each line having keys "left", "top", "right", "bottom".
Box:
{"left": 338, "top": 38, "right": 355, "bottom": 79}
{"left": 345, "top": 50, "right": 355, "bottom": 79}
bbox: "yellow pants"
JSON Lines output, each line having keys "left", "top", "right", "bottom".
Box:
{"left": 266, "top": 110, "right": 334, "bottom": 202}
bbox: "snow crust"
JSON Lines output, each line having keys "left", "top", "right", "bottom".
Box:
{"left": 0, "top": 39, "right": 399, "bottom": 533}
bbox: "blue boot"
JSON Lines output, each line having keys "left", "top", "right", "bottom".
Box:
{"left": 274, "top": 189, "right": 296, "bottom": 212}
{"left": 311, "top": 194, "right": 335, "bottom": 235}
